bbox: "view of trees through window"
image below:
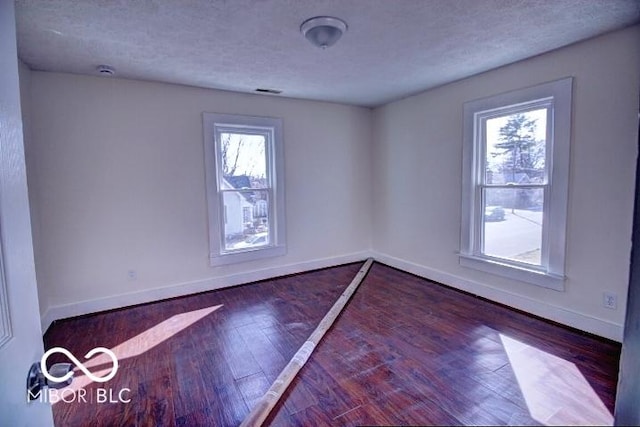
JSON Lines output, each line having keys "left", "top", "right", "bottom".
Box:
{"left": 482, "top": 109, "right": 547, "bottom": 265}
{"left": 219, "top": 132, "right": 271, "bottom": 251}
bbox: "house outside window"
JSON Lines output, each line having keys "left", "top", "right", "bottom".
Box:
{"left": 460, "top": 78, "right": 572, "bottom": 290}
{"left": 203, "top": 113, "right": 286, "bottom": 266}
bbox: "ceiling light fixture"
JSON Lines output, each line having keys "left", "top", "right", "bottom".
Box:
{"left": 300, "top": 16, "right": 347, "bottom": 49}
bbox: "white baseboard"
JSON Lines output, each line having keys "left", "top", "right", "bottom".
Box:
{"left": 40, "top": 251, "right": 371, "bottom": 334}
{"left": 41, "top": 250, "right": 624, "bottom": 342}
{"left": 372, "top": 251, "right": 624, "bottom": 342}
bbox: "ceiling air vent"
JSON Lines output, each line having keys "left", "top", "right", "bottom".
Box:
{"left": 255, "top": 88, "right": 282, "bottom": 94}
{"left": 96, "top": 65, "right": 115, "bottom": 76}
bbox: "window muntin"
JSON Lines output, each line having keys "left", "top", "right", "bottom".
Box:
{"left": 215, "top": 129, "right": 272, "bottom": 254}
{"left": 460, "top": 78, "right": 572, "bottom": 290}
{"left": 203, "top": 114, "right": 285, "bottom": 266}
{"left": 475, "top": 105, "right": 549, "bottom": 269}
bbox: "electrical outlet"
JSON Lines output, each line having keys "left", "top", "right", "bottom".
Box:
{"left": 603, "top": 292, "right": 617, "bottom": 310}
{"left": 127, "top": 269, "right": 137, "bottom": 281}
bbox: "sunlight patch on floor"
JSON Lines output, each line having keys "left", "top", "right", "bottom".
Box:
{"left": 86, "top": 304, "right": 222, "bottom": 367}
{"left": 500, "top": 334, "right": 612, "bottom": 426}
{"left": 52, "top": 304, "right": 222, "bottom": 403}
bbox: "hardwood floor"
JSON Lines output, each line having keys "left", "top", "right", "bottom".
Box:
{"left": 43, "top": 262, "right": 620, "bottom": 426}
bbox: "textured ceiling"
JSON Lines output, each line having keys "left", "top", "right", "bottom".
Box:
{"left": 14, "top": 0, "right": 640, "bottom": 107}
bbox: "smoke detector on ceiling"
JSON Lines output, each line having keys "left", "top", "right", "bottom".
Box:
{"left": 96, "top": 65, "right": 115, "bottom": 76}
{"left": 300, "top": 16, "right": 348, "bottom": 49}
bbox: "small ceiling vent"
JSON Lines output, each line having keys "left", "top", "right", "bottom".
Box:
{"left": 96, "top": 65, "right": 115, "bottom": 76}
{"left": 255, "top": 88, "right": 282, "bottom": 94}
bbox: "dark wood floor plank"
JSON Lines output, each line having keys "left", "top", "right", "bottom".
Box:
{"left": 286, "top": 404, "right": 336, "bottom": 426}
{"left": 278, "top": 374, "right": 319, "bottom": 416}
{"left": 236, "top": 323, "right": 290, "bottom": 381}
{"left": 44, "top": 261, "right": 620, "bottom": 426}
{"left": 196, "top": 347, "right": 250, "bottom": 427}
{"left": 44, "top": 262, "right": 362, "bottom": 426}
{"left": 331, "top": 403, "right": 398, "bottom": 426}
{"left": 216, "top": 326, "right": 263, "bottom": 380}
{"left": 298, "top": 361, "right": 365, "bottom": 420}
{"left": 236, "top": 372, "right": 272, "bottom": 411}
{"left": 260, "top": 323, "right": 300, "bottom": 359}
{"left": 268, "top": 262, "right": 621, "bottom": 427}
{"left": 172, "top": 340, "right": 211, "bottom": 418}
{"left": 136, "top": 373, "right": 174, "bottom": 427}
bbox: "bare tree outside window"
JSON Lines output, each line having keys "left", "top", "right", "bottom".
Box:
{"left": 204, "top": 113, "right": 286, "bottom": 266}
{"left": 219, "top": 133, "right": 270, "bottom": 250}
{"left": 220, "top": 133, "right": 267, "bottom": 186}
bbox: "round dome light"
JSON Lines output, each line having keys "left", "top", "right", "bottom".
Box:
{"left": 300, "top": 16, "right": 348, "bottom": 49}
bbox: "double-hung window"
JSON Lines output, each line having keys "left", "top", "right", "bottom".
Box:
{"left": 460, "top": 78, "right": 572, "bottom": 290}
{"left": 203, "top": 113, "right": 286, "bottom": 266}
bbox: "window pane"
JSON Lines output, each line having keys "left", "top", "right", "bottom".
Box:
{"left": 483, "top": 188, "right": 543, "bottom": 265}
{"left": 222, "top": 190, "right": 270, "bottom": 251}
{"left": 220, "top": 132, "right": 268, "bottom": 189}
{"left": 485, "top": 109, "right": 547, "bottom": 185}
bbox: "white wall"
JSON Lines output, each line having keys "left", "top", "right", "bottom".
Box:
{"left": 372, "top": 26, "right": 640, "bottom": 341}
{"left": 27, "top": 73, "right": 372, "bottom": 324}
{"left": 24, "top": 25, "right": 639, "bottom": 341}
{"left": 18, "top": 60, "right": 49, "bottom": 316}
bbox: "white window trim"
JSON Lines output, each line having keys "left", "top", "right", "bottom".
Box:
{"left": 460, "top": 77, "right": 572, "bottom": 291}
{"left": 203, "top": 113, "right": 286, "bottom": 266}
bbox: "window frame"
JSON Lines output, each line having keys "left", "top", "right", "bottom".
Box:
{"left": 459, "top": 78, "right": 572, "bottom": 290}
{"left": 203, "top": 113, "right": 286, "bottom": 266}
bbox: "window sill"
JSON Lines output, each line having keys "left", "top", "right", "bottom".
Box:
{"left": 459, "top": 254, "right": 565, "bottom": 291}
{"left": 210, "top": 244, "right": 286, "bottom": 267}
